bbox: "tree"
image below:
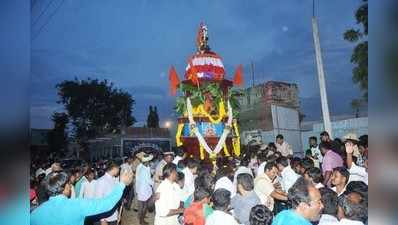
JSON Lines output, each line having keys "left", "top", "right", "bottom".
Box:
{"left": 56, "top": 78, "right": 136, "bottom": 147}
{"left": 47, "top": 112, "right": 69, "bottom": 155}
{"left": 344, "top": 0, "right": 368, "bottom": 101}
{"left": 146, "top": 105, "right": 159, "bottom": 128}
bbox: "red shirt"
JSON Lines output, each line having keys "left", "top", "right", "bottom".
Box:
{"left": 184, "top": 202, "right": 205, "bottom": 225}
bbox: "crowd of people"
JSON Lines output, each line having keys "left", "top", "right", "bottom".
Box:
{"left": 29, "top": 131, "right": 368, "bottom": 225}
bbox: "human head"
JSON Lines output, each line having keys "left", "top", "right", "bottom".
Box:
{"left": 257, "top": 152, "right": 268, "bottom": 164}
{"left": 264, "top": 162, "right": 278, "bottom": 181}
{"left": 211, "top": 188, "right": 231, "bottom": 211}
{"left": 85, "top": 168, "right": 95, "bottom": 181}
{"left": 267, "top": 142, "right": 277, "bottom": 151}
{"left": 319, "top": 187, "right": 338, "bottom": 217}
{"left": 194, "top": 187, "right": 211, "bottom": 203}
{"left": 249, "top": 204, "right": 273, "bottom": 225}
{"left": 240, "top": 157, "right": 250, "bottom": 167}
{"left": 186, "top": 158, "right": 199, "bottom": 175}
{"left": 304, "top": 167, "right": 323, "bottom": 185}
{"left": 51, "top": 162, "right": 62, "bottom": 172}
{"left": 300, "top": 158, "right": 314, "bottom": 175}
{"left": 309, "top": 136, "right": 317, "bottom": 147}
{"left": 337, "top": 192, "right": 368, "bottom": 223}
{"left": 345, "top": 181, "right": 368, "bottom": 200}
{"left": 162, "top": 163, "right": 177, "bottom": 182}
{"left": 319, "top": 141, "right": 332, "bottom": 156}
{"left": 177, "top": 171, "right": 185, "bottom": 189}
{"left": 44, "top": 171, "right": 71, "bottom": 197}
{"left": 69, "top": 168, "right": 80, "bottom": 184}
{"left": 276, "top": 134, "right": 284, "bottom": 145}
{"left": 290, "top": 157, "right": 302, "bottom": 174}
{"left": 236, "top": 173, "right": 254, "bottom": 195}
{"left": 194, "top": 173, "right": 215, "bottom": 192}
{"left": 106, "top": 161, "right": 120, "bottom": 177}
{"left": 163, "top": 151, "right": 174, "bottom": 163}
{"left": 276, "top": 156, "right": 289, "bottom": 172}
{"left": 331, "top": 167, "right": 350, "bottom": 187}
{"left": 288, "top": 177, "right": 323, "bottom": 221}
{"left": 320, "top": 131, "right": 330, "bottom": 142}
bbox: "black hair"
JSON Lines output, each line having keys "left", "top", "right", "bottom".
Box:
{"left": 186, "top": 158, "right": 199, "bottom": 169}
{"left": 249, "top": 204, "right": 273, "bottom": 225}
{"left": 290, "top": 157, "right": 301, "bottom": 168}
{"left": 236, "top": 173, "right": 254, "bottom": 191}
{"left": 177, "top": 158, "right": 187, "bottom": 169}
{"left": 106, "top": 161, "right": 119, "bottom": 172}
{"left": 288, "top": 177, "right": 312, "bottom": 209}
{"left": 319, "top": 187, "right": 338, "bottom": 216}
{"left": 319, "top": 141, "right": 332, "bottom": 151}
{"left": 305, "top": 167, "right": 323, "bottom": 184}
{"left": 240, "top": 157, "right": 250, "bottom": 167}
{"left": 215, "top": 166, "right": 234, "bottom": 181}
{"left": 333, "top": 167, "right": 350, "bottom": 184}
{"left": 276, "top": 156, "right": 289, "bottom": 167}
{"left": 257, "top": 152, "right": 268, "bottom": 163}
{"left": 300, "top": 158, "right": 314, "bottom": 171}
{"left": 345, "top": 181, "right": 368, "bottom": 200}
{"left": 44, "top": 172, "right": 70, "bottom": 197}
{"left": 309, "top": 136, "right": 317, "bottom": 141}
{"left": 194, "top": 173, "right": 214, "bottom": 192}
{"left": 276, "top": 134, "right": 284, "bottom": 140}
{"left": 162, "top": 163, "right": 177, "bottom": 179}
{"left": 177, "top": 171, "right": 185, "bottom": 182}
{"left": 338, "top": 192, "right": 368, "bottom": 223}
{"left": 267, "top": 142, "right": 277, "bottom": 150}
{"left": 305, "top": 149, "right": 312, "bottom": 157}
{"left": 263, "top": 161, "right": 277, "bottom": 173}
{"left": 212, "top": 188, "right": 231, "bottom": 211}
{"left": 194, "top": 187, "right": 211, "bottom": 201}
{"left": 320, "top": 131, "right": 329, "bottom": 137}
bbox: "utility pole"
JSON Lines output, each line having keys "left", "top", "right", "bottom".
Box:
{"left": 311, "top": 0, "right": 333, "bottom": 137}
{"left": 250, "top": 61, "right": 255, "bottom": 88}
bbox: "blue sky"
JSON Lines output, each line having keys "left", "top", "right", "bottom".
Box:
{"left": 30, "top": 0, "right": 364, "bottom": 129}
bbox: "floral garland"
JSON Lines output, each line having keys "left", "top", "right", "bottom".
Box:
{"left": 187, "top": 97, "right": 233, "bottom": 157}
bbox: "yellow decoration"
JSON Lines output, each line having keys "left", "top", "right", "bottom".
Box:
{"left": 199, "top": 144, "right": 205, "bottom": 160}
{"left": 223, "top": 142, "right": 230, "bottom": 157}
{"left": 186, "top": 100, "right": 227, "bottom": 124}
{"left": 176, "top": 123, "right": 184, "bottom": 147}
{"left": 232, "top": 121, "right": 241, "bottom": 156}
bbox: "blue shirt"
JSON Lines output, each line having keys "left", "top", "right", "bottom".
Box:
{"left": 272, "top": 210, "right": 312, "bottom": 225}
{"left": 30, "top": 182, "right": 125, "bottom": 225}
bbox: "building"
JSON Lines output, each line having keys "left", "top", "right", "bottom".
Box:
{"left": 88, "top": 127, "right": 171, "bottom": 161}
{"left": 238, "top": 81, "right": 303, "bottom": 155}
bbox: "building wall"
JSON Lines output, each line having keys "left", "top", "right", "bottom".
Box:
{"left": 301, "top": 117, "right": 368, "bottom": 150}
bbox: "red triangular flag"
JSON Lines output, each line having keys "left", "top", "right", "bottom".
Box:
{"left": 169, "top": 66, "right": 180, "bottom": 96}
{"left": 233, "top": 64, "right": 244, "bottom": 86}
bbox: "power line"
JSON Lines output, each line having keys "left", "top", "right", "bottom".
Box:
{"left": 32, "top": 0, "right": 56, "bottom": 26}
{"left": 32, "top": 0, "right": 65, "bottom": 41}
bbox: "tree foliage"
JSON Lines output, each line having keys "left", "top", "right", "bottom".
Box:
{"left": 147, "top": 106, "right": 160, "bottom": 128}
{"left": 47, "top": 112, "right": 69, "bottom": 154}
{"left": 344, "top": 0, "right": 368, "bottom": 101}
{"left": 56, "top": 78, "right": 136, "bottom": 146}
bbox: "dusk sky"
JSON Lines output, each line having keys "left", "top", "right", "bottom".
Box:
{"left": 30, "top": 0, "right": 364, "bottom": 129}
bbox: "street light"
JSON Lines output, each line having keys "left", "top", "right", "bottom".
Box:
{"left": 164, "top": 121, "right": 172, "bottom": 128}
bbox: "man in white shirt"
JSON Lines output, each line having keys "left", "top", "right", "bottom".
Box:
{"left": 336, "top": 192, "right": 367, "bottom": 225}
{"left": 345, "top": 142, "right": 368, "bottom": 185}
{"left": 181, "top": 159, "right": 198, "bottom": 201}
{"left": 94, "top": 161, "right": 120, "bottom": 225}
{"left": 205, "top": 188, "right": 240, "bottom": 225}
{"left": 254, "top": 162, "right": 287, "bottom": 211}
{"left": 154, "top": 151, "right": 174, "bottom": 191}
{"left": 275, "top": 134, "right": 293, "bottom": 158}
{"left": 135, "top": 154, "right": 154, "bottom": 225}
{"left": 318, "top": 187, "right": 339, "bottom": 225}
{"left": 275, "top": 156, "right": 300, "bottom": 192}
{"left": 79, "top": 168, "right": 96, "bottom": 199}
{"left": 155, "top": 163, "right": 184, "bottom": 225}
{"left": 256, "top": 152, "right": 268, "bottom": 177}
{"left": 309, "top": 136, "right": 323, "bottom": 168}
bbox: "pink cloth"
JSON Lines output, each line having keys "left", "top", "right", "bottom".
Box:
{"left": 322, "top": 150, "right": 343, "bottom": 175}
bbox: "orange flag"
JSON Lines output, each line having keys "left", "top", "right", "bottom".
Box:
{"left": 169, "top": 66, "right": 180, "bottom": 96}
{"left": 233, "top": 64, "right": 244, "bottom": 86}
